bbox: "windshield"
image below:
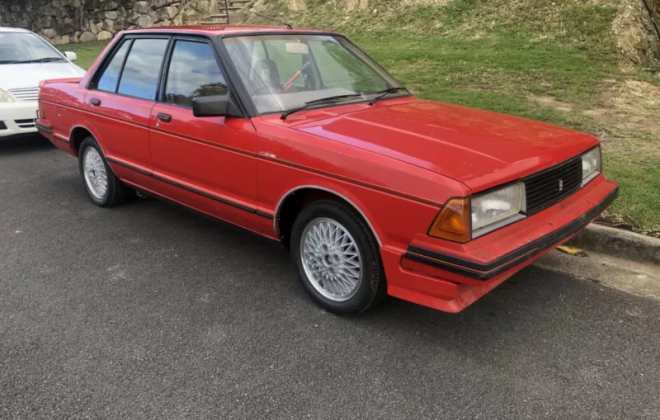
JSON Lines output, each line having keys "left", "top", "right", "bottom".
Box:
{"left": 0, "top": 32, "right": 65, "bottom": 64}
{"left": 223, "top": 34, "right": 407, "bottom": 114}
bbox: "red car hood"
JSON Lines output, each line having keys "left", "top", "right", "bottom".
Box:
{"left": 291, "top": 99, "right": 598, "bottom": 193}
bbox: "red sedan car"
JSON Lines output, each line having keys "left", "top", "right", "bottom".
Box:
{"left": 36, "top": 25, "right": 619, "bottom": 315}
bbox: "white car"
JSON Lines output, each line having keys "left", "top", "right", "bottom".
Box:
{"left": 0, "top": 27, "right": 86, "bottom": 139}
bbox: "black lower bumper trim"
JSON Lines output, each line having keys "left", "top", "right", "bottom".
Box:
{"left": 35, "top": 120, "right": 53, "bottom": 135}
{"left": 404, "top": 186, "right": 619, "bottom": 281}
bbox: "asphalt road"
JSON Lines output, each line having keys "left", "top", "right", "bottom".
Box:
{"left": 1, "top": 136, "right": 659, "bottom": 420}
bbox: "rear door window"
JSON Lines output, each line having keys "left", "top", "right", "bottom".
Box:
{"left": 117, "top": 38, "right": 169, "bottom": 101}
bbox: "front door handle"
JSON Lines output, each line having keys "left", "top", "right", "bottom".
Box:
{"left": 157, "top": 113, "right": 172, "bottom": 122}
{"left": 89, "top": 98, "right": 101, "bottom": 106}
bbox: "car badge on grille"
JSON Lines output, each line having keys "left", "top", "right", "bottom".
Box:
{"left": 558, "top": 179, "right": 564, "bottom": 191}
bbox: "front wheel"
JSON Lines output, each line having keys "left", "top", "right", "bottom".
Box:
{"left": 78, "top": 137, "right": 131, "bottom": 207}
{"left": 290, "top": 200, "right": 387, "bottom": 315}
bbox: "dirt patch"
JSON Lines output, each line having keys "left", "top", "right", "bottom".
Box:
{"left": 527, "top": 79, "right": 660, "bottom": 161}
{"left": 526, "top": 94, "right": 574, "bottom": 112}
{"left": 593, "top": 80, "right": 660, "bottom": 149}
{"left": 588, "top": 0, "right": 660, "bottom": 66}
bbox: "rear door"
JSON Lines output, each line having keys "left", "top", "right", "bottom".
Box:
{"left": 84, "top": 36, "right": 170, "bottom": 175}
{"left": 148, "top": 37, "right": 259, "bottom": 223}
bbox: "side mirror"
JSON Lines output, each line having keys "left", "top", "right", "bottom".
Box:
{"left": 64, "top": 51, "right": 77, "bottom": 62}
{"left": 192, "top": 94, "right": 242, "bottom": 118}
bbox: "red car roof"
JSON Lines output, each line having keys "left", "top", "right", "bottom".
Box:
{"left": 122, "top": 25, "right": 335, "bottom": 36}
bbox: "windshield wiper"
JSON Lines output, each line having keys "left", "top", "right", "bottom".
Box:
{"left": 21, "top": 57, "right": 66, "bottom": 64}
{"left": 281, "top": 93, "right": 364, "bottom": 120}
{"left": 368, "top": 87, "right": 409, "bottom": 105}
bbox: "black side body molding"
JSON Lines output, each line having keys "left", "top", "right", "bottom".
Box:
{"left": 105, "top": 157, "right": 274, "bottom": 220}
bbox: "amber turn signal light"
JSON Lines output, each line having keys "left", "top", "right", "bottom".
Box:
{"left": 428, "top": 198, "right": 471, "bottom": 243}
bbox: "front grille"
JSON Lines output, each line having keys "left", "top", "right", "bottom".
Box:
{"left": 525, "top": 156, "right": 582, "bottom": 215}
{"left": 8, "top": 87, "right": 40, "bottom": 102}
{"left": 15, "top": 118, "right": 36, "bottom": 129}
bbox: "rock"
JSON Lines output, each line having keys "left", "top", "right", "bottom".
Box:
{"left": 137, "top": 14, "right": 153, "bottom": 27}
{"left": 72, "top": 30, "right": 82, "bottom": 42}
{"left": 134, "top": 1, "right": 151, "bottom": 14}
{"left": 43, "top": 27, "right": 58, "bottom": 38}
{"left": 56, "top": 17, "right": 75, "bottom": 35}
{"left": 127, "top": 11, "right": 141, "bottom": 24}
{"left": 71, "top": 0, "right": 82, "bottom": 7}
{"left": 38, "top": 16, "right": 53, "bottom": 29}
{"left": 85, "top": 0, "right": 101, "bottom": 10}
{"left": 102, "top": 1, "right": 120, "bottom": 11}
{"left": 151, "top": 0, "right": 178, "bottom": 8}
{"left": 97, "top": 30, "right": 113, "bottom": 41}
{"left": 103, "top": 18, "right": 115, "bottom": 32}
{"left": 79, "top": 31, "right": 97, "bottom": 42}
{"left": 154, "top": 19, "right": 171, "bottom": 26}
{"left": 189, "top": 0, "right": 210, "bottom": 12}
{"left": 50, "top": 35, "right": 62, "bottom": 45}
{"left": 159, "top": 6, "right": 178, "bottom": 20}
{"left": 89, "top": 20, "right": 99, "bottom": 34}
{"left": 41, "top": 5, "right": 56, "bottom": 16}
{"left": 105, "top": 11, "right": 119, "bottom": 19}
{"left": 60, "top": 34, "right": 70, "bottom": 44}
{"left": 10, "top": 5, "right": 21, "bottom": 12}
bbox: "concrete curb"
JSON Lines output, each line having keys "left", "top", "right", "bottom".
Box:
{"left": 566, "top": 224, "right": 660, "bottom": 266}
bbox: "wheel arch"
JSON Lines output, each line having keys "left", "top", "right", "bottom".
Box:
{"left": 69, "top": 124, "right": 105, "bottom": 156}
{"left": 274, "top": 185, "right": 383, "bottom": 249}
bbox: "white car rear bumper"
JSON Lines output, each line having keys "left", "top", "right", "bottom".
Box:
{"left": 0, "top": 101, "right": 39, "bottom": 138}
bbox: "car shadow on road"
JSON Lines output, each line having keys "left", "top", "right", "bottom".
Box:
{"left": 127, "top": 194, "right": 649, "bottom": 352}
{"left": 0, "top": 135, "right": 53, "bottom": 155}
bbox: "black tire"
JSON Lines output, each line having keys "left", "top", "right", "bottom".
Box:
{"left": 290, "top": 200, "right": 387, "bottom": 315}
{"left": 78, "top": 137, "right": 131, "bottom": 207}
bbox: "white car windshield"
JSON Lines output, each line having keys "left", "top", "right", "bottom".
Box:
{"left": 223, "top": 34, "right": 407, "bottom": 115}
{"left": 0, "top": 32, "right": 66, "bottom": 64}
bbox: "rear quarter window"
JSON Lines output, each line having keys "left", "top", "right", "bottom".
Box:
{"left": 97, "top": 40, "right": 131, "bottom": 93}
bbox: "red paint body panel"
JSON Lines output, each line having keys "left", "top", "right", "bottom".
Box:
{"left": 83, "top": 91, "right": 155, "bottom": 172}
{"left": 149, "top": 104, "right": 259, "bottom": 211}
{"left": 290, "top": 97, "right": 599, "bottom": 193}
{"left": 36, "top": 25, "right": 619, "bottom": 313}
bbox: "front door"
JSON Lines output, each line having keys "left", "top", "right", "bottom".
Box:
{"left": 148, "top": 38, "right": 260, "bottom": 227}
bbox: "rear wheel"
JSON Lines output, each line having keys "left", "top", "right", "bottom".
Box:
{"left": 78, "top": 137, "right": 131, "bottom": 207}
{"left": 291, "top": 200, "right": 387, "bottom": 315}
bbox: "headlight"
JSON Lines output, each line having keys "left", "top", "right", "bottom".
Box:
{"left": 429, "top": 183, "right": 526, "bottom": 243}
{"left": 471, "top": 183, "right": 526, "bottom": 237}
{"left": 0, "top": 89, "right": 14, "bottom": 103}
{"left": 582, "top": 147, "right": 601, "bottom": 185}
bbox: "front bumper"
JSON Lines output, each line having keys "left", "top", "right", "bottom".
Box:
{"left": 384, "top": 175, "right": 619, "bottom": 313}
{"left": 0, "top": 102, "right": 38, "bottom": 138}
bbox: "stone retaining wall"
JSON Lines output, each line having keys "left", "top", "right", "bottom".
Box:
{"left": 0, "top": 0, "right": 219, "bottom": 44}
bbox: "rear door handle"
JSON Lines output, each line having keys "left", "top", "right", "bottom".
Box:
{"left": 157, "top": 113, "right": 172, "bottom": 122}
{"left": 89, "top": 98, "right": 101, "bottom": 106}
